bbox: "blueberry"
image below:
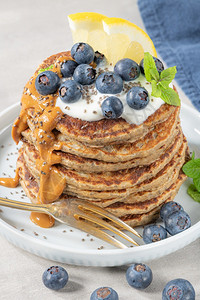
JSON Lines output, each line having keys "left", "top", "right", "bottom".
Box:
{"left": 90, "top": 287, "right": 119, "bottom": 300}
{"left": 71, "top": 42, "right": 95, "bottom": 64}
{"left": 162, "top": 278, "right": 195, "bottom": 300}
{"left": 96, "top": 72, "right": 123, "bottom": 94}
{"left": 164, "top": 211, "right": 191, "bottom": 235}
{"left": 160, "top": 201, "right": 184, "bottom": 221}
{"left": 94, "top": 51, "right": 105, "bottom": 65}
{"left": 60, "top": 60, "right": 78, "bottom": 78}
{"left": 114, "top": 58, "right": 140, "bottom": 81}
{"left": 73, "top": 64, "right": 96, "bottom": 85}
{"left": 42, "top": 266, "right": 68, "bottom": 290}
{"left": 126, "top": 263, "right": 152, "bottom": 289}
{"left": 140, "top": 57, "right": 164, "bottom": 75}
{"left": 101, "top": 96, "right": 123, "bottom": 119}
{"left": 143, "top": 224, "right": 167, "bottom": 244}
{"left": 35, "top": 71, "right": 60, "bottom": 95}
{"left": 59, "top": 80, "right": 82, "bottom": 103}
{"left": 126, "top": 86, "right": 149, "bottom": 110}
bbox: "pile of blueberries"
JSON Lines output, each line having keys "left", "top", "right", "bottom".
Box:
{"left": 41, "top": 201, "right": 195, "bottom": 299}
{"left": 35, "top": 42, "right": 164, "bottom": 119}
{"left": 143, "top": 201, "right": 191, "bottom": 244}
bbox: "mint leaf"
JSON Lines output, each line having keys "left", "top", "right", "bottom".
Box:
{"left": 183, "top": 152, "right": 200, "bottom": 202}
{"left": 151, "top": 80, "right": 162, "bottom": 97}
{"left": 38, "top": 64, "right": 54, "bottom": 74}
{"left": 187, "top": 184, "right": 200, "bottom": 203}
{"left": 182, "top": 158, "right": 200, "bottom": 178}
{"left": 150, "top": 68, "right": 159, "bottom": 81}
{"left": 158, "top": 81, "right": 171, "bottom": 90}
{"left": 160, "top": 87, "right": 181, "bottom": 106}
{"left": 143, "top": 52, "right": 158, "bottom": 82}
{"left": 160, "top": 66, "right": 177, "bottom": 82}
{"left": 143, "top": 52, "right": 180, "bottom": 107}
{"left": 193, "top": 177, "right": 200, "bottom": 192}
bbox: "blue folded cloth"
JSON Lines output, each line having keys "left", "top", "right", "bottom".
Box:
{"left": 138, "top": 0, "right": 200, "bottom": 111}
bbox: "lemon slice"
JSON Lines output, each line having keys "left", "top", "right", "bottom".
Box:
{"left": 103, "top": 17, "right": 157, "bottom": 65}
{"left": 68, "top": 12, "right": 107, "bottom": 54}
{"left": 68, "top": 13, "right": 157, "bottom": 65}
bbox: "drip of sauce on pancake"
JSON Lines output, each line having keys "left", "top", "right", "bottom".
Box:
{"left": 0, "top": 53, "right": 70, "bottom": 228}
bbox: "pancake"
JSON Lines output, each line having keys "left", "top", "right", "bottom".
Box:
{"left": 22, "top": 133, "right": 186, "bottom": 191}
{"left": 101, "top": 172, "right": 186, "bottom": 216}
{"left": 56, "top": 98, "right": 178, "bottom": 146}
{"left": 22, "top": 108, "right": 180, "bottom": 163}
{"left": 63, "top": 143, "right": 188, "bottom": 200}
{"left": 22, "top": 124, "right": 181, "bottom": 173}
{"left": 68, "top": 165, "right": 184, "bottom": 204}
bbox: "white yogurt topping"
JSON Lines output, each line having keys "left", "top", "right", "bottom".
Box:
{"left": 56, "top": 63, "right": 165, "bottom": 125}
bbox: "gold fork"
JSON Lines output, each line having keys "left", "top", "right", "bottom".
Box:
{"left": 0, "top": 196, "right": 142, "bottom": 248}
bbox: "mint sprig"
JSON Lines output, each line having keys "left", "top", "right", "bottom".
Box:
{"left": 182, "top": 152, "right": 200, "bottom": 203}
{"left": 187, "top": 185, "right": 200, "bottom": 203}
{"left": 143, "top": 52, "right": 180, "bottom": 106}
{"left": 38, "top": 64, "right": 54, "bottom": 74}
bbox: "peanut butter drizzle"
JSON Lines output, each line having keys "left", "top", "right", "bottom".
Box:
{"left": 30, "top": 212, "right": 55, "bottom": 228}
{"left": 1, "top": 54, "right": 71, "bottom": 228}
{"left": 0, "top": 168, "right": 20, "bottom": 188}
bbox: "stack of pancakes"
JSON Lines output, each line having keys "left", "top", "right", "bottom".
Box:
{"left": 15, "top": 52, "right": 188, "bottom": 227}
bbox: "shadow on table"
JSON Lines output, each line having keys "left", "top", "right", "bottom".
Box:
{"left": 56, "top": 280, "right": 84, "bottom": 294}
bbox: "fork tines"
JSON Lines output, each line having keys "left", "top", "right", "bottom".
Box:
{"left": 72, "top": 199, "right": 142, "bottom": 249}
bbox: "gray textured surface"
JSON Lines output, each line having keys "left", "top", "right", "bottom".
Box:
{"left": 0, "top": 0, "right": 199, "bottom": 299}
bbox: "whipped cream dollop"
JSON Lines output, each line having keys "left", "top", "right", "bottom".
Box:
{"left": 56, "top": 62, "right": 165, "bottom": 125}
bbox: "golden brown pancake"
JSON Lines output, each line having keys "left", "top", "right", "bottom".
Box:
{"left": 22, "top": 124, "right": 181, "bottom": 173}
{"left": 22, "top": 109, "right": 180, "bottom": 164}
{"left": 21, "top": 134, "right": 187, "bottom": 191}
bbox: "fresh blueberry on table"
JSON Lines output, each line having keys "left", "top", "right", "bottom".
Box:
{"left": 71, "top": 42, "right": 95, "bottom": 64}
{"left": 94, "top": 51, "right": 105, "bottom": 65}
{"left": 96, "top": 72, "right": 123, "bottom": 94}
{"left": 164, "top": 210, "right": 191, "bottom": 235}
{"left": 35, "top": 71, "right": 60, "bottom": 95}
{"left": 126, "top": 86, "right": 149, "bottom": 110}
{"left": 42, "top": 266, "right": 68, "bottom": 290}
{"left": 114, "top": 58, "right": 140, "bottom": 81}
{"left": 162, "top": 278, "right": 195, "bottom": 300}
{"left": 101, "top": 96, "right": 123, "bottom": 119}
{"left": 73, "top": 64, "right": 96, "bottom": 85}
{"left": 140, "top": 57, "right": 164, "bottom": 74}
{"left": 60, "top": 60, "right": 78, "bottom": 78}
{"left": 143, "top": 224, "right": 167, "bottom": 244}
{"left": 90, "top": 287, "right": 119, "bottom": 300}
{"left": 126, "top": 263, "right": 153, "bottom": 289}
{"left": 160, "top": 201, "right": 184, "bottom": 221}
{"left": 59, "top": 79, "right": 82, "bottom": 103}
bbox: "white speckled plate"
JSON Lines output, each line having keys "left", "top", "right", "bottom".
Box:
{"left": 0, "top": 103, "right": 199, "bottom": 266}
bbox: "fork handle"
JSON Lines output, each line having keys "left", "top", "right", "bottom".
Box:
{"left": 0, "top": 197, "right": 47, "bottom": 213}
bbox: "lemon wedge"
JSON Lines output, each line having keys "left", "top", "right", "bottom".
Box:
{"left": 68, "top": 13, "right": 157, "bottom": 65}
{"left": 68, "top": 12, "right": 107, "bottom": 54}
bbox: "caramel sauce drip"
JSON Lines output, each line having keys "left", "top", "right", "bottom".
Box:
{"left": 30, "top": 212, "right": 55, "bottom": 228}
{"left": 1, "top": 54, "right": 71, "bottom": 228}
{"left": 0, "top": 168, "right": 20, "bottom": 188}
